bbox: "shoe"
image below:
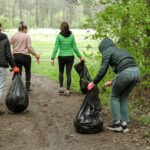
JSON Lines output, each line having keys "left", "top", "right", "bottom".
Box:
{"left": 122, "top": 125, "right": 129, "bottom": 133}
{"left": 58, "top": 87, "right": 64, "bottom": 94}
{"left": 26, "top": 81, "right": 31, "bottom": 92}
{"left": 107, "top": 122, "right": 123, "bottom": 132}
{"left": 65, "top": 90, "right": 70, "bottom": 96}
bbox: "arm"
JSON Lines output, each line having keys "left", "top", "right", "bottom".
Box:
{"left": 27, "top": 35, "right": 39, "bottom": 58}
{"left": 104, "top": 80, "right": 113, "bottom": 87}
{"left": 51, "top": 36, "right": 60, "bottom": 60}
{"left": 29, "top": 47, "right": 39, "bottom": 58}
{"left": 72, "top": 35, "right": 82, "bottom": 58}
{"left": 9, "top": 35, "right": 14, "bottom": 44}
{"left": 93, "top": 52, "right": 111, "bottom": 84}
{"left": 5, "top": 39, "right": 15, "bottom": 68}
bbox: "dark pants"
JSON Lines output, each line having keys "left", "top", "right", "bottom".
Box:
{"left": 58, "top": 56, "right": 74, "bottom": 90}
{"left": 13, "top": 53, "right": 31, "bottom": 82}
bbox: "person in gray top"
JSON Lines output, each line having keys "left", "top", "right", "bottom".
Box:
{"left": 87, "top": 37, "right": 140, "bottom": 133}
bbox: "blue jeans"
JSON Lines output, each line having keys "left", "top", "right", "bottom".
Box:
{"left": 111, "top": 67, "right": 140, "bottom": 123}
{"left": 0, "top": 68, "right": 8, "bottom": 101}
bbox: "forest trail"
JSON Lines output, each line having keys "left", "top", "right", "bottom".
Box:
{"left": 0, "top": 73, "right": 149, "bottom": 150}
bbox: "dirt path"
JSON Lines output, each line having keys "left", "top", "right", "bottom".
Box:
{"left": 0, "top": 73, "right": 149, "bottom": 150}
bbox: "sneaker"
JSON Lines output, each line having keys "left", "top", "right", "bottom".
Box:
{"left": 65, "top": 90, "right": 70, "bottom": 96}
{"left": 58, "top": 87, "right": 64, "bottom": 94}
{"left": 107, "top": 122, "right": 123, "bottom": 132}
{"left": 122, "top": 125, "right": 129, "bottom": 133}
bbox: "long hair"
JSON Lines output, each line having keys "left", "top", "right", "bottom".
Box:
{"left": 18, "top": 21, "right": 27, "bottom": 31}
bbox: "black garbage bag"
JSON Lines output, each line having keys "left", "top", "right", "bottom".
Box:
{"left": 6, "top": 73, "right": 29, "bottom": 113}
{"left": 74, "top": 61, "right": 91, "bottom": 94}
{"left": 74, "top": 62, "right": 103, "bottom": 134}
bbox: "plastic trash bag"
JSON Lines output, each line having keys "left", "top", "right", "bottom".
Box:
{"left": 74, "top": 62, "right": 103, "bottom": 134}
{"left": 6, "top": 73, "right": 29, "bottom": 113}
{"left": 74, "top": 61, "right": 91, "bottom": 94}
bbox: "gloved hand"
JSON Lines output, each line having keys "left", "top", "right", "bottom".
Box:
{"left": 13, "top": 66, "right": 20, "bottom": 73}
{"left": 87, "top": 82, "right": 95, "bottom": 91}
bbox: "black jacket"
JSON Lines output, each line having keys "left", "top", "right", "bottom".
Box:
{"left": 93, "top": 38, "right": 137, "bottom": 84}
{"left": 0, "top": 32, "right": 15, "bottom": 68}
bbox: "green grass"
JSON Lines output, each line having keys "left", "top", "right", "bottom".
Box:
{"left": 140, "top": 115, "right": 150, "bottom": 126}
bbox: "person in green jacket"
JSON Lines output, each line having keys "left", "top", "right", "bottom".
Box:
{"left": 87, "top": 37, "right": 140, "bottom": 133}
{"left": 51, "top": 21, "right": 84, "bottom": 96}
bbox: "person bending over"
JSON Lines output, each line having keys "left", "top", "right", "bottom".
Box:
{"left": 87, "top": 37, "right": 140, "bottom": 133}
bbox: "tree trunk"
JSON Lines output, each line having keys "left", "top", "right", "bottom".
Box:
{"left": 36, "top": 0, "right": 39, "bottom": 27}
{"left": 118, "top": 0, "right": 129, "bottom": 44}
{"left": 19, "top": 0, "right": 23, "bottom": 20}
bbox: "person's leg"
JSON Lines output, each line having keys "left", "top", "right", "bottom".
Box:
{"left": 120, "top": 67, "right": 140, "bottom": 132}
{"left": 0, "top": 68, "right": 8, "bottom": 101}
{"left": 108, "top": 68, "right": 135, "bottom": 131}
{"left": 119, "top": 81, "right": 137, "bottom": 133}
{"left": 23, "top": 55, "right": 31, "bottom": 91}
{"left": 13, "top": 54, "right": 23, "bottom": 76}
{"left": 66, "top": 56, "right": 74, "bottom": 92}
{"left": 58, "top": 57, "right": 65, "bottom": 93}
{"left": 120, "top": 81, "right": 138, "bottom": 123}
{"left": 0, "top": 68, "right": 8, "bottom": 115}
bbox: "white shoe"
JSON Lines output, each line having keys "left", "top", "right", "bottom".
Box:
{"left": 58, "top": 87, "right": 64, "bottom": 93}
{"left": 65, "top": 90, "right": 70, "bottom": 96}
{"left": 122, "top": 125, "right": 129, "bottom": 133}
{"left": 107, "top": 122, "right": 123, "bottom": 132}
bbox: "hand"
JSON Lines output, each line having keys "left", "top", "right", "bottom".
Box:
{"left": 13, "top": 66, "right": 19, "bottom": 73}
{"left": 80, "top": 57, "right": 85, "bottom": 62}
{"left": 87, "top": 82, "right": 95, "bottom": 91}
{"left": 104, "top": 80, "right": 113, "bottom": 87}
{"left": 50, "top": 60, "right": 54, "bottom": 66}
{"left": 36, "top": 54, "right": 40, "bottom": 59}
{"left": 36, "top": 55, "right": 40, "bottom": 64}
{"left": 36, "top": 58, "right": 40, "bottom": 64}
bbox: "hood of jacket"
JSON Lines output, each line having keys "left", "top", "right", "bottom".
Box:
{"left": 98, "top": 37, "right": 115, "bottom": 53}
{"left": 60, "top": 31, "right": 72, "bottom": 37}
{"left": 0, "top": 32, "right": 7, "bottom": 41}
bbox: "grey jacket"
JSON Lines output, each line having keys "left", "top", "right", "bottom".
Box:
{"left": 93, "top": 37, "right": 137, "bottom": 84}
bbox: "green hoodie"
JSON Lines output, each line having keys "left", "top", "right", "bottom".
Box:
{"left": 93, "top": 37, "right": 137, "bottom": 84}
{"left": 51, "top": 33, "right": 82, "bottom": 60}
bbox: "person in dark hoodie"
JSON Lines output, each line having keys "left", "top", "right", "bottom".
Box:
{"left": 51, "top": 21, "right": 84, "bottom": 96}
{"left": 87, "top": 37, "right": 140, "bottom": 133}
{"left": 0, "top": 23, "right": 19, "bottom": 114}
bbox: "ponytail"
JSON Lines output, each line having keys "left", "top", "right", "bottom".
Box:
{"left": 18, "top": 21, "right": 27, "bottom": 31}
